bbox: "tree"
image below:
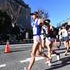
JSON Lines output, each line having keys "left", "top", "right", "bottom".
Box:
{"left": 0, "top": 10, "right": 11, "bottom": 33}
{"left": 37, "top": 9, "right": 49, "bottom": 20}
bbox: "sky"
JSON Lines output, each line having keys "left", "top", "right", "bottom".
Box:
{"left": 24, "top": 0, "right": 70, "bottom": 27}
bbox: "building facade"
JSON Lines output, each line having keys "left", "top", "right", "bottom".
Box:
{"left": 0, "top": 0, "right": 32, "bottom": 44}
{"left": 0, "top": 0, "right": 31, "bottom": 28}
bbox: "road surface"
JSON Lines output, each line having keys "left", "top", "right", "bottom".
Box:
{"left": 0, "top": 44, "right": 70, "bottom": 70}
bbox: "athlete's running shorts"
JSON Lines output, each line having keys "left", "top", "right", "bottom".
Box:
{"left": 33, "top": 35, "right": 41, "bottom": 43}
{"left": 48, "top": 37, "right": 55, "bottom": 43}
{"left": 61, "top": 36, "right": 68, "bottom": 41}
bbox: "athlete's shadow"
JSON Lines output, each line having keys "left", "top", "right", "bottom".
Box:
{"left": 45, "top": 56, "right": 70, "bottom": 70}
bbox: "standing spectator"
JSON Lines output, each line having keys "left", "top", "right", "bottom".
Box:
{"left": 60, "top": 26, "right": 68, "bottom": 56}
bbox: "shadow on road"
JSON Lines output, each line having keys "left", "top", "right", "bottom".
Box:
{"left": 45, "top": 56, "right": 70, "bottom": 70}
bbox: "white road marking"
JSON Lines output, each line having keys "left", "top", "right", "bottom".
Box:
{"left": 0, "top": 55, "right": 56, "bottom": 68}
{"left": 24, "top": 67, "right": 27, "bottom": 70}
{"left": 0, "top": 64, "right": 6, "bottom": 68}
{"left": 20, "top": 54, "right": 56, "bottom": 63}
{"left": 20, "top": 57, "right": 44, "bottom": 63}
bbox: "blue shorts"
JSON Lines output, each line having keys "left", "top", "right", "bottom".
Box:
{"left": 61, "top": 37, "right": 68, "bottom": 41}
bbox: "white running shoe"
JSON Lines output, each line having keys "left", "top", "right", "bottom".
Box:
{"left": 45, "top": 60, "right": 52, "bottom": 66}
{"left": 48, "top": 62, "right": 52, "bottom": 67}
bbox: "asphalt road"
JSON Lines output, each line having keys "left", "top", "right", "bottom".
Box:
{"left": 0, "top": 44, "right": 70, "bottom": 70}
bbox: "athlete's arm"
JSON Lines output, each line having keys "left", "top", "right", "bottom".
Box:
{"left": 38, "top": 19, "right": 44, "bottom": 25}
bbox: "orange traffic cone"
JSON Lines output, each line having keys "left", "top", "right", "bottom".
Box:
{"left": 4, "top": 41, "right": 10, "bottom": 53}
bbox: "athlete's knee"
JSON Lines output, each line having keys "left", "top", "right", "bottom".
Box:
{"left": 31, "top": 52, "right": 36, "bottom": 57}
{"left": 31, "top": 52, "right": 35, "bottom": 57}
{"left": 42, "top": 45, "right": 44, "bottom": 49}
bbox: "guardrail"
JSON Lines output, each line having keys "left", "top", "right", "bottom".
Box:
{"left": 0, "top": 39, "right": 33, "bottom": 45}
{"left": 23, "top": 39, "right": 33, "bottom": 43}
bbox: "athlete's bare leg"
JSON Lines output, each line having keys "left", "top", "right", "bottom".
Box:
{"left": 27, "top": 42, "right": 39, "bottom": 70}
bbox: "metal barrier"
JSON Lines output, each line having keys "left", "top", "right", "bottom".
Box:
{"left": 0, "top": 39, "right": 33, "bottom": 45}
{"left": 23, "top": 39, "right": 33, "bottom": 44}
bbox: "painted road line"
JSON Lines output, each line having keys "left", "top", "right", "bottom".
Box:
{"left": 20, "top": 57, "right": 44, "bottom": 63}
{"left": 20, "top": 54, "right": 56, "bottom": 63}
{"left": 24, "top": 67, "right": 27, "bottom": 70}
{"left": 0, "top": 64, "right": 6, "bottom": 68}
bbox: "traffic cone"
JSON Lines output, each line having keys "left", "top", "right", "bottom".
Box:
{"left": 4, "top": 41, "right": 11, "bottom": 53}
